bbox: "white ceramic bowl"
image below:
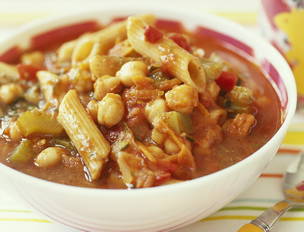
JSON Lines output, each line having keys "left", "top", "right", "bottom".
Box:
{"left": 0, "top": 4, "right": 297, "bottom": 232}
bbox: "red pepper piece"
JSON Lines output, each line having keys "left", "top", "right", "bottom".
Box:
{"left": 155, "top": 19, "right": 183, "bottom": 33}
{"left": 144, "top": 26, "right": 163, "bottom": 43}
{"left": 169, "top": 34, "right": 191, "bottom": 51}
{"left": 215, "top": 71, "right": 237, "bottom": 92}
{"left": 17, "top": 64, "right": 42, "bottom": 82}
{"left": 31, "top": 21, "right": 100, "bottom": 50}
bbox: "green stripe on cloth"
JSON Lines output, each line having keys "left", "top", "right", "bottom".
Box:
{"left": 202, "top": 215, "right": 304, "bottom": 222}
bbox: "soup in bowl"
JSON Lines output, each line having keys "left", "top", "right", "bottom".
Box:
{"left": 0, "top": 6, "right": 296, "bottom": 232}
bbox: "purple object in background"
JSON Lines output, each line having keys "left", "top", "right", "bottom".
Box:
{"left": 260, "top": 0, "right": 304, "bottom": 111}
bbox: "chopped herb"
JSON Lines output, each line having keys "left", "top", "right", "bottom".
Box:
{"left": 224, "top": 100, "right": 232, "bottom": 108}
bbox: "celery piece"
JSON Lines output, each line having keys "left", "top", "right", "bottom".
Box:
{"left": 112, "top": 125, "right": 134, "bottom": 155}
{"left": 201, "top": 59, "right": 224, "bottom": 80}
{"left": 227, "top": 86, "right": 253, "bottom": 106}
{"left": 17, "top": 110, "right": 63, "bottom": 136}
{"left": 8, "top": 140, "right": 34, "bottom": 163}
{"left": 165, "top": 111, "right": 193, "bottom": 134}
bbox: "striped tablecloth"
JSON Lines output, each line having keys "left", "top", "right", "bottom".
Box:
{"left": 0, "top": 3, "right": 304, "bottom": 232}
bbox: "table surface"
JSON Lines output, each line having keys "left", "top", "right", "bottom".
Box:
{"left": 0, "top": 1, "right": 304, "bottom": 231}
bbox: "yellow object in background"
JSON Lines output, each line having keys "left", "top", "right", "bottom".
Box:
{"left": 237, "top": 223, "right": 264, "bottom": 232}
{"left": 275, "top": 10, "right": 304, "bottom": 95}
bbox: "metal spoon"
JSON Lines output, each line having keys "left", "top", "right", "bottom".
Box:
{"left": 237, "top": 152, "right": 304, "bottom": 232}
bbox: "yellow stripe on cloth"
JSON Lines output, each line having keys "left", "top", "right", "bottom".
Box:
{"left": 282, "top": 131, "right": 304, "bottom": 146}
{"left": 0, "top": 11, "right": 257, "bottom": 26}
{"left": 0, "top": 218, "right": 50, "bottom": 223}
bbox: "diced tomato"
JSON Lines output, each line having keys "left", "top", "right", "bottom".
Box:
{"left": 17, "top": 64, "right": 42, "bottom": 82}
{"left": 144, "top": 26, "right": 163, "bottom": 43}
{"left": 215, "top": 71, "right": 237, "bottom": 92}
{"left": 169, "top": 34, "right": 191, "bottom": 51}
{"left": 31, "top": 21, "right": 100, "bottom": 50}
{"left": 0, "top": 46, "right": 22, "bottom": 63}
{"left": 155, "top": 19, "right": 183, "bottom": 33}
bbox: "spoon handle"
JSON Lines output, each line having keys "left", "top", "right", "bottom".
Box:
{"left": 237, "top": 200, "right": 292, "bottom": 232}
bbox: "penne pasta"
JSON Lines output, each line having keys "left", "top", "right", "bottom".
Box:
{"left": 57, "top": 89, "right": 110, "bottom": 180}
{"left": 90, "top": 14, "right": 155, "bottom": 57}
{"left": 57, "top": 15, "right": 155, "bottom": 64}
{"left": 127, "top": 16, "right": 206, "bottom": 92}
{"left": 91, "top": 21, "right": 127, "bottom": 56}
{"left": 57, "top": 40, "right": 77, "bottom": 62}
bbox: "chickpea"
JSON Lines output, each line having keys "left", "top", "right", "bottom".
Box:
{"left": 21, "top": 51, "right": 44, "bottom": 67}
{"left": 145, "top": 98, "right": 168, "bottom": 125}
{"left": 68, "top": 68, "right": 93, "bottom": 93}
{"left": 164, "top": 138, "right": 180, "bottom": 154}
{"left": 87, "top": 99, "right": 98, "bottom": 121}
{"left": 94, "top": 75, "right": 121, "bottom": 100}
{"left": 24, "top": 85, "right": 41, "bottom": 104}
{"left": 98, "top": 93, "right": 125, "bottom": 127}
{"left": 0, "top": 83, "right": 23, "bottom": 104}
{"left": 35, "top": 147, "right": 65, "bottom": 168}
{"left": 165, "top": 84, "right": 198, "bottom": 114}
{"left": 116, "top": 61, "right": 147, "bottom": 86}
{"left": 0, "top": 62, "right": 19, "bottom": 85}
{"left": 207, "top": 81, "right": 220, "bottom": 100}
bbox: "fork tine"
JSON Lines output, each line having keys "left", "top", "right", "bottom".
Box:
{"left": 284, "top": 152, "right": 304, "bottom": 190}
{"left": 297, "top": 152, "right": 304, "bottom": 171}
